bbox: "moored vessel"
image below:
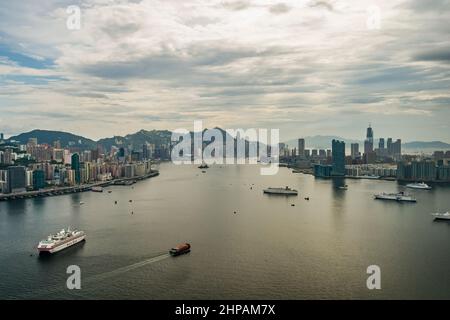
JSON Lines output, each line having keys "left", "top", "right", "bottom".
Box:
{"left": 374, "top": 192, "right": 416, "bottom": 202}
{"left": 263, "top": 186, "right": 298, "bottom": 196}
{"left": 37, "top": 228, "right": 86, "bottom": 254}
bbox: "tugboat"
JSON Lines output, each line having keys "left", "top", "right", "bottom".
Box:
{"left": 169, "top": 243, "right": 191, "bottom": 256}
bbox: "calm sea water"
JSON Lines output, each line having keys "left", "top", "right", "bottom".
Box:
{"left": 1, "top": 163, "right": 450, "bottom": 299}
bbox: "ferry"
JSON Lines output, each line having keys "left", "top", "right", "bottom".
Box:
{"left": 406, "top": 182, "right": 432, "bottom": 190}
{"left": 91, "top": 186, "right": 104, "bottom": 192}
{"left": 374, "top": 192, "right": 417, "bottom": 202}
{"left": 170, "top": 243, "right": 191, "bottom": 256}
{"left": 37, "top": 228, "right": 86, "bottom": 254}
{"left": 263, "top": 186, "right": 298, "bottom": 196}
{"left": 431, "top": 212, "right": 450, "bottom": 220}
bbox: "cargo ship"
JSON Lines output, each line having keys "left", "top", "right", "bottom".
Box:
{"left": 37, "top": 228, "right": 86, "bottom": 254}
{"left": 263, "top": 186, "right": 298, "bottom": 196}
{"left": 374, "top": 192, "right": 417, "bottom": 202}
{"left": 169, "top": 243, "right": 191, "bottom": 256}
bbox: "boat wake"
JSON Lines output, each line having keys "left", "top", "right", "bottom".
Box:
{"left": 86, "top": 253, "right": 170, "bottom": 283}
{"left": 22, "top": 252, "right": 170, "bottom": 299}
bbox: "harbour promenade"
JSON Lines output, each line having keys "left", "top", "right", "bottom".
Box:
{"left": 0, "top": 171, "right": 159, "bottom": 201}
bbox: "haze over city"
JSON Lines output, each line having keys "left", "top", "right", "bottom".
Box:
{"left": 0, "top": 0, "right": 449, "bottom": 141}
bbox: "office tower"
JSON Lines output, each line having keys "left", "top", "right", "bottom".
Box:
{"left": 298, "top": 139, "right": 305, "bottom": 157}
{"left": 311, "top": 149, "right": 318, "bottom": 157}
{"left": 351, "top": 143, "right": 359, "bottom": 159}
{"left": 32, "top": 170, "right": 45, "bottom": 190}
{"left": 387, "top": 138, "right": 393, "bottom": 155}
{"left": 305, "top": 149, "right": 310, "bottom": 158}
{"left": 71, "top": 153, "right": 81, "bottom": 184}
{"left": 6, "top": 166, "right": 26, "bottom": 193}
{"left": 392, "top": 139, "right": 402, "bottom": 160}
{"left": 364, "top": 124, "right": 374, "bottom": 154}
{"left": 0, "top": 133, "right": 3, "bottom": 141}
{"left": 331, "top": 139, "right": 345, "bottom": 176}
{"left": 143, "top": 144, "right": 150, "bottom": 160}
{"left": 379, "top": 138, "right": 385, "bottom": 150}
{"left": 319, "top": 149, "right": 326, "bottom": 158}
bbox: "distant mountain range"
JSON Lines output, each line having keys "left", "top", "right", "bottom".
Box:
{"left": 6, "top": 130, "right": 450, "bottom": 152}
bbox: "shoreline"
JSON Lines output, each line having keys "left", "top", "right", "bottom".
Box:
{"left": 0, "top": 171, "right": 159, "bottom": 202}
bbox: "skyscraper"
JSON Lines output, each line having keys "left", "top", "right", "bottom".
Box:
{"left": 0, "top": 133, "right": 4, "bottom": 141}
{"left": 32, "top": 170, "right": 45, "bottom": 190}
{"left": 6, "top": 166, "right": 26, "bottom": 193}
{"left": 392, "top": 139, "right": 402, "bottom": 160}
{"left": 351, "top": 143, "right": 360, "bottom": 159}
{"left": 71, "top": 153, "right": 81, "bottom": 184}
{"left": 298, "top": 138, "right": 305, "bottom": 157}
{"left": 378, "top": 138, "right": 385, "bottom": 150}
{"left": 331, "top": 139, "right": 345, "bottom": 176}
{"left": 364, "top": 124, "right": 374, "bottom": 154}
{"left": 387, "top": 138, "right": 393, "bottom": 155}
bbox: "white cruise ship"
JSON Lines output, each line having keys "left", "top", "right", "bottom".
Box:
{"left": 406, "top": 182, "right": 432, "bottom": 190}
{"left": 431, "top": 212, "right": 450, "bottom": 220}
{"left": 37, "top": 228, "right": 86, "bottom": 254}
{"left": 263, "top": 186, "right": 298, "bottom": 196}
{"left": 374, "top": 192, "right": 417, "bottom": 202}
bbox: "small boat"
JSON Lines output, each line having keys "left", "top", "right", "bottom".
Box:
{"left": 202, "top": 170, "right": 206, "bottom": 173}
{"left": 169, "top": 243, "right": 191, "bottom": 256}
{"left": 108, "top": 190, "right": 112, "bottom": 193}
{"left": 91, "top": 186, "right": 103, "bottom": 192}
{"left": 406, "top": 182, "right": 432, "bottom": 190}
{"left": 304, "top": 197, "right": 310, "bottom": 200}
{"left": 198, "top": 163, "right": 209, "bottom": 169}
{"left": 79, "top": 201, "right": 85, "bottom": 205}
{"left": 263, "top": 186, "right": 298, "bottom": 196}
{"left": 338, "top": 185, "right": 348, "bottom": 190}
{"left": 431, "top": 212, "right": 450, "bottom": 220}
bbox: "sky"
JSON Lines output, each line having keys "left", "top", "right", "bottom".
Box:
{"left": 0, "top": 0, "right": 449, "bottom": 141}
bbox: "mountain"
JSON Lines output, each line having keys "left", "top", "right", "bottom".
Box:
{"left": 403, "top": 141, "right": 450, "bottom": 150}
{"left": 8, "top": 129, "right": 97, "bottom": 149}
{"left": 97, "top": 129, "right": 172, "bottom": 150}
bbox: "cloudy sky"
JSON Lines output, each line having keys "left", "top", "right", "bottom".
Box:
{"left": 0, "top": 0, "right": 449, "bottom": 141}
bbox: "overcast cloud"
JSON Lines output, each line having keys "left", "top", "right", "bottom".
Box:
{"left": 0, "top": 0, "right": 449, "bottom": 141}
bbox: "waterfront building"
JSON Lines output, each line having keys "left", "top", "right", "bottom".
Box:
{"left": 33, "top": 170, "right": 45, "bottom": 190}
{"left": 6, "top": 166, "right": 26, "bottom": 193}
{"left": 364, "top": 124, "right": 374, "bottom": 154}
{"left": 71, "top": 153, "right": 81, "bottom": 184}
{"left": 331, "top": 139, "right": 345, "bottom": 176}
{"left": 314, "top": 164, "right": 332, "bottom": 178}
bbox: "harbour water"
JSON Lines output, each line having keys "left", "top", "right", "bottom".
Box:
{"left": 1, "top": 163, "right": 450, "bottom": 299}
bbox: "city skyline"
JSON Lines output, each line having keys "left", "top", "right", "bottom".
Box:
{"left": 1, "top": 0, "right": 449, "bottom": 141}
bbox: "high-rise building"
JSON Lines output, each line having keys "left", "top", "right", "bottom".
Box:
{"left": 298, "top": 139, "right": 305, "bottom": 157}
{"left": 6, "top": 166, "right": 26, "bottom": 193}
{"left": 387, "top": 138, "right": 393, "bottom": 155}
{"left": 379, "top": 138, "right": 385, "bottom": 150}
{"left": 0, "top": 133, "right": 4, "bottom": 141}
{"left": 351, "top": 143, "right": 360, "bottom": 159}
{"left": 32, "top": 170, "right": 45, "bottom": 190}
{"left": 331, "top": 139, "right": 345, "bottom": 176}
{"left": 364, "top": 124, "right": 374, "bottom": 154}
{"left": 71, "top": 153, "right": 81, "bottom": 184}
{"left": 392, "top": 139, "right": 402, "bottom": 160}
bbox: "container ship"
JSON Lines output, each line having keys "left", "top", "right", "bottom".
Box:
{"left": 263, "top": 186, "right": 298, "bottom": 196}
{"left": 169, "top": 243, "right": 191, "bottom": 256}
{"left": 37, "top": 228, "right": 86, "bottom": 254}
{"left": 374, "top": 192, "right": 417, "bottom": 202}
